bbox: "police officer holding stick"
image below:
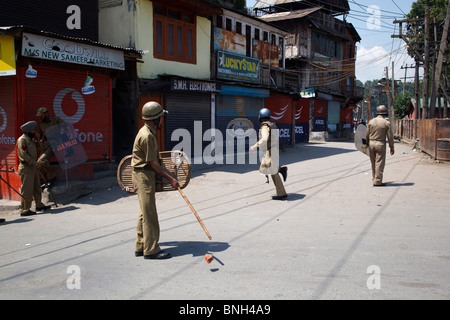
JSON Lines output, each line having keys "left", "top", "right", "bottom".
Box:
{"left": 132, "top": 102, "right": 179, "bottom": 260}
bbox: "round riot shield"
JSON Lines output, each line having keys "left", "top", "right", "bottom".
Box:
{"left": 117, "top": 151, "right": 191, "bottom": 193}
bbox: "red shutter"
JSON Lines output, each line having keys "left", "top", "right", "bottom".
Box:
{"left": 0, "top": 76, "right": 21, "bottom": 200}
{"left": 265, "top": 94, "right": 293, "bottom": 125}
{"left": 21, "top": 65, "right": 112, "bottom": 162}
{"left": 314, "top": 99, "right": 328, "bottom": 117}
{"left": 296, "top": 99, "right": 310, "bottom": 123}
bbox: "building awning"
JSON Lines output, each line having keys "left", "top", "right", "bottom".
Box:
{"left": 258, "top": 7, "right": 321, "bottom": 23}
{"left": 0, "top": 26, "right": 143, "bottom": 60}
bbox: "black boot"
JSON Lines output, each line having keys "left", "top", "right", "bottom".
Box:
{"left": 279, "top": 166, "right": 288, "bottom": 182}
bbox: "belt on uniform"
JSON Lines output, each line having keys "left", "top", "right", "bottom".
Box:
{"left": 133, "top": 165, "right": 154, "bottom": 172}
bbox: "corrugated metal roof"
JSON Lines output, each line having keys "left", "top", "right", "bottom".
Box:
{"left": 0, "top": 26, "right": 143, "bottom": 58}
{"left": 258, "top": 7, "right": 321, "bottom": 22}
{"left": 253, "top": 0, "right": 295, "bottom": 9}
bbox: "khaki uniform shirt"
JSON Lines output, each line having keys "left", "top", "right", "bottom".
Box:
{"left": 131, "top": 123, "right": 159, "bottom": 168}
{"left": 38, "top": 116, "right": 64, "bottom": 151}
{"left": 38, "top": 116, "right": 64, "bottom": 139}
{"left": 254, "top": 121, "right": 279, "bottom": 175}
{"left": 366, "top": 115, "right": 394, "bottom": 149}
{"left": 254, "top": 121, "right": 278, "bottom": 149}
{"left": 17, "top": 134, "right": 40, "bottom": 166}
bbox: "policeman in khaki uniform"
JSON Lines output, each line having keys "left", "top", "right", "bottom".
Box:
{"left": 16, "top": 121, "right": 51, "bottom": 216}
{"left": 366, "top": 105, "right": 395, "bottom": 186}
{"left": 36, "top": 107, "right": 64, "bottom": 186}
{"left": 132, "top": 102, "right": 179, "bottom": 260}
{"left": 250, "top": 108, "right": 288, "bottom": 200}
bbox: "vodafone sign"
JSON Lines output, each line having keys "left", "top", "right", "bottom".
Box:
{"left": 23, "top": 65, "right": 111, "bottom": 160}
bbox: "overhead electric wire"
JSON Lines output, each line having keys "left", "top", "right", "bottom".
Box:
{"left": 250, "top": 1, "right": 416, "bottom": 83}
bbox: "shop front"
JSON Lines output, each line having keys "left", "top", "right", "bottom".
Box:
{"left": 295, "top": 98, "right": 310, "bottom": 143}
{"left": 312, "top": 98, "right": 328, "bottom": 132}
{"left": 216, "top": 85, "right": 270, "bottom": 164}
{"left": 0, "top": 29, "right": 137, "bottom": 200}
{"left": 265, "top": 93, "right": 294, "bottom": 146}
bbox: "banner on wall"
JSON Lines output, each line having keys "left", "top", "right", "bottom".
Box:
{"left": 0, "top": 35, "right": 16, "bottom": 76}
{"left": 22, "top": 33, "right": 125, "bottom": 70}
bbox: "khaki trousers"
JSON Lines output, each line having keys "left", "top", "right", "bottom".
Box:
{"left": 369, "top": 141, "right": 386, "bottom": 185}
{"left": 132, "top": 169, "right": 161, "bottom": 255}
{"left": 271, "top": 172, "right": 287, "bottom": 196}
{"left": 37, "top": 147, "right": 57, "bottom": 181}
{"left": 18, "top": 163, "right": 44, "bottom": 213}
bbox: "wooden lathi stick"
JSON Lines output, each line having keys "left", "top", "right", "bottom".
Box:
{"left": 177, "top": 187, "right": 212, "bottom": 240}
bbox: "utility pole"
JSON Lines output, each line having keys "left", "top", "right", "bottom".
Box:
{"left": 392, "top": 61, "right": 395, "bottom": 102}
{"left": 401, "top": 64, "right": 414, "bottom": 94}
{"left": 392, "top": 18, "right": 424, "bottom": 120}
{"left": 444, "top": 64, "right": 448, "bottom": 118}
{"left": 423, "top": 7, "right": 430, "bottom": 119}
{"left": 429, "top": 1, "right": 450, "bottom": 118}
{"left": 366, "top": 88, "right": 372, "bottom": 123}
{"left": 386, "top": 67, "right": 394, "bottom": 123}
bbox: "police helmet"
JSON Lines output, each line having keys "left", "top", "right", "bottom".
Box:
{"left": 258, "top": 108, "right": 271, "bottom": 120}
{"left": 142, "top": 101, "right": 168, "bottom": 120}
{"left": 376, "top": 105, "right": 388, "bottom": 115}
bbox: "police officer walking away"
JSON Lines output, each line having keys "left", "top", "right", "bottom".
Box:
{"left": 16, "top": 121, "right": 51, "bottom": 216}
{"left": 250, "top": 108, "right": 288, "bottom": 200}
{"left": 132, "top": 102, "right": 179, "bottom": 260}
{"left": 366, "top": 105, "right": 395, "bottom": 186}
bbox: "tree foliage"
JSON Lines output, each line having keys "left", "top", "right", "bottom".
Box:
{"left": 394, "top": 93, "right": 412, "bottom": 119}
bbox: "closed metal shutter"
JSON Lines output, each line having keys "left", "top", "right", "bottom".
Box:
{"left": 265, "top": 94, "right": 293, "bottom": 146}
{"left": 0, "top": 76, "right": 21, "bottom": 200}
{"left": 22, "top": 65, "right": 112, "bottom": 162}
{"left": 295, "top": 98, "right": 310, "bottom": 143}
{"left": 216, "top": 94, "right": 262, "bottom": 162}
{"left": 328, "top": 101, "right": 340, "bottom": 132}
{"left": 165, "top": 92, "right": 211, "bottom": 162}
{"left": 312, "top": 99, "right": 328, "bottom": 131}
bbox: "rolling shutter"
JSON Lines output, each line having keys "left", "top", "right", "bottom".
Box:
{"left": 165, "top": 92, "right": 211, "bottom": 161}
{"left": 216, "top": 94, "right": 263, "bottom": 161}
{"left": 21, "top": 65, "right": 112, "bottom": 162}
{"left": 0, "top": 76, "right": 21, "bottom": 200}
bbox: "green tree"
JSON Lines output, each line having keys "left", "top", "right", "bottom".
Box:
{"left": 408, "top": 0, "right": 449, "bottom": 22}
{"left": 234, "top": 0, "right": 246, "bottom": 11}
{"left": 405, "top": 1, "right": 449, "bottom": 60}
{"left": 394, "top": 93, "right": 412, "bottom": 119}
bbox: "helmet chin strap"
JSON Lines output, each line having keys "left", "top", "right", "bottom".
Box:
{"left": 152, "top": 117, "right": 161, "bottom": 128}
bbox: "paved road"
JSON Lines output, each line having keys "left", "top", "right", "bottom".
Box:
{"left": 1, "top": 141, "right": 449, "bottom": 300}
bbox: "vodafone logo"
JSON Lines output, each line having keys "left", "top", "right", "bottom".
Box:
{"left": 52, "top": 88, "right": 103, "bottom": 143}
{"left": 0, "top": 107, "right": 7, "bottom": 133}
{"left": 53, "top": 88, "right": 85, "bottom": 125}
{"left": 0, "top": 106, "right": 16, "bottom": 145}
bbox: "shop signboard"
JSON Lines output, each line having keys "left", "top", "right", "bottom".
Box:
{"left": 22, "top": 33, "right": 125, "bottom": 70}
{"left": 217, "top": 50, "right": 260, "bottom": 84}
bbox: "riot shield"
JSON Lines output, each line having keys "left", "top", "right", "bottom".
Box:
{"left": 117, "top": 151, "right": 191, "bottom": 193}
{"left": 45, "top": 122, "right": 87, "bottom": 169}
{"left": 354, "top": 124, "right": 369, "bottom": 156}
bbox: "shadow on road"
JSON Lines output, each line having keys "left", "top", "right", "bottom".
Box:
{"left": 159, "top": 240, "right": 230, "bottom": 258}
